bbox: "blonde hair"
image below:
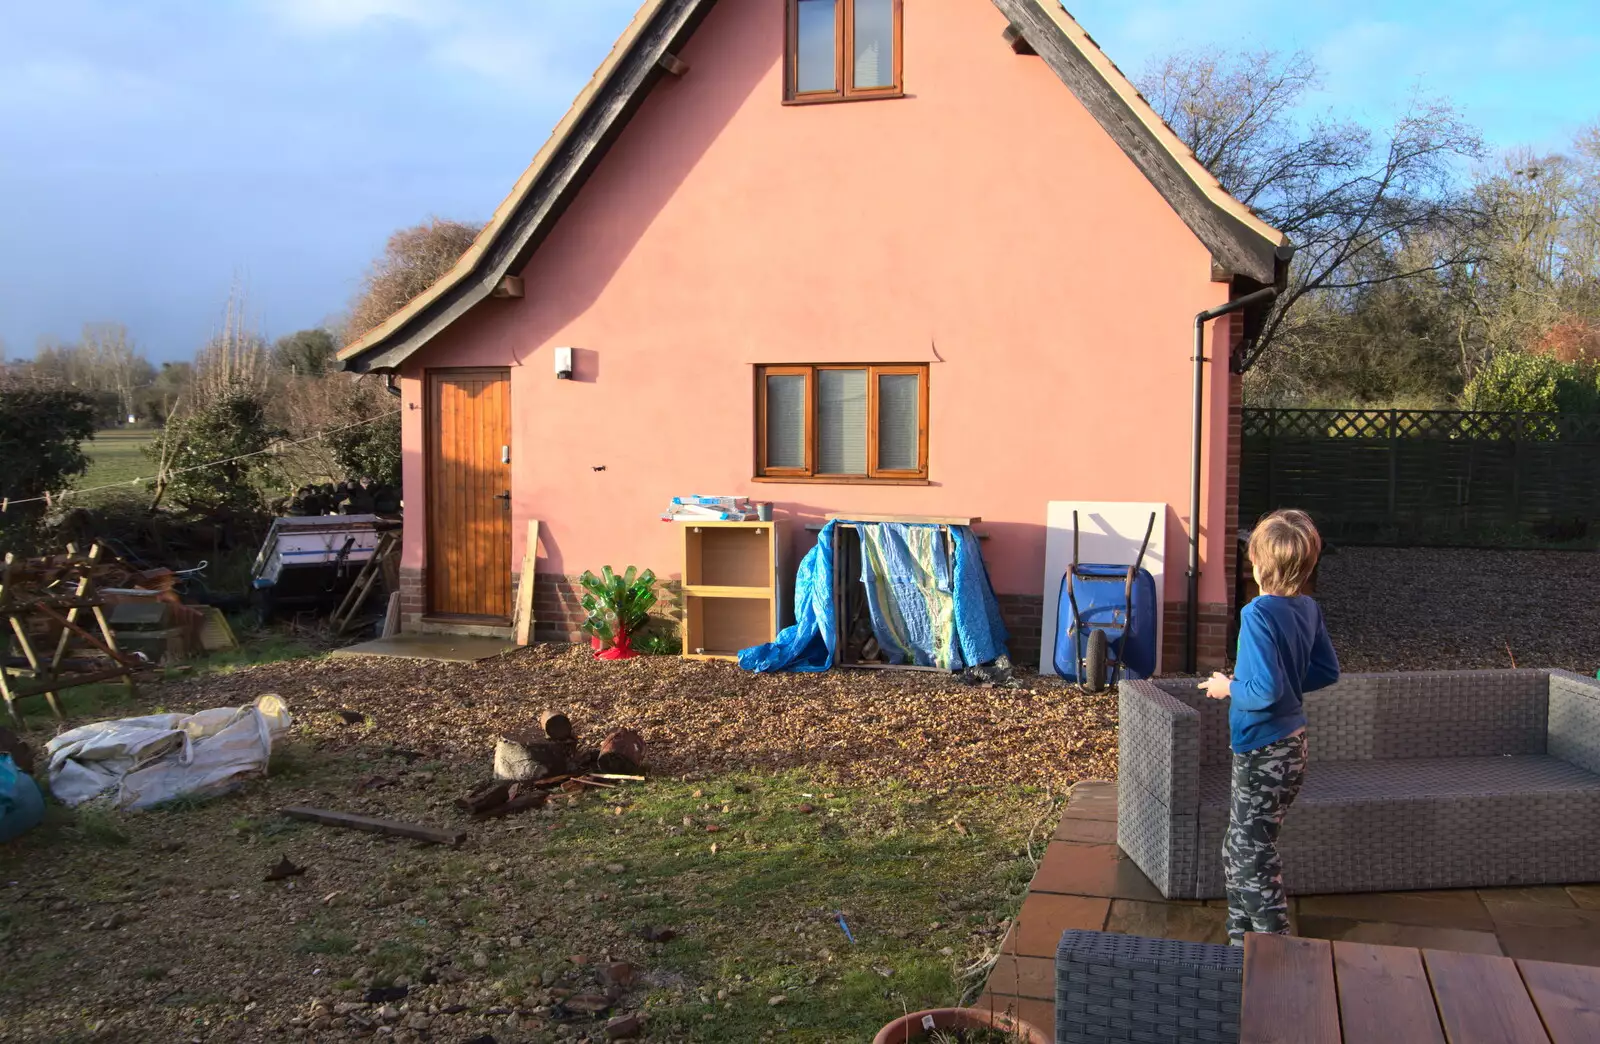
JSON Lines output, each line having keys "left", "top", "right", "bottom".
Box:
{"left": 1248, "top": 510, "right": 1322, "bottom": 596}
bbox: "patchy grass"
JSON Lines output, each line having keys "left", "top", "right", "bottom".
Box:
{"left": 76, "top": 428, "right": 157, "bottom": 505}
{"left": 8, "top": 635, "right": 321, "bottom": 727}
{"left": 0, "top": 754, "right": 1060, "bottom": 1041}
{"left": 0, "top": 642, "right": 1100, "bottom": 1040}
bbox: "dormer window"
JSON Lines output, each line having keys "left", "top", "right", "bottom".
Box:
{"left": 786, "top": 0, "right": 903, "bottom": 103}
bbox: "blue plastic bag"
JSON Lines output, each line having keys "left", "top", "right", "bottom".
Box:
{"left": 0, "top": 753, "right": 45, "bottom": 842}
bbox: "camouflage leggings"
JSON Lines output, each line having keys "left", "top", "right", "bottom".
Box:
{"left": 1223, "top": 732, "right": 1308, "bottom": 945}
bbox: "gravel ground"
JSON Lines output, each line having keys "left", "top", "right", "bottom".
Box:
{"left": 1317, "top": 546, "right": 1600, "bottom": 674}
{"left": 134, "top": 643, "right": 1118, "bottom": 792}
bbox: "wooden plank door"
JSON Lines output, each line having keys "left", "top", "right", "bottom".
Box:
{"left": 426, "top": 369, "right": 512, "bottom": 619}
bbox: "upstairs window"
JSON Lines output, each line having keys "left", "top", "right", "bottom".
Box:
{"left": 756, "top": 364, "right": 928, "bottom": 481}
{"left": 787, "top": 0, "right": 903, "bottom": 103}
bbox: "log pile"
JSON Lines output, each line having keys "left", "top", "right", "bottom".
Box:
{"left": 457, "top": 711, "right": 646, "bottom": 818}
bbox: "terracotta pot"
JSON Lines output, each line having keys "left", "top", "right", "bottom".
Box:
{"left": 872, "top": 1007, "right": 1048, "bottom": 1044}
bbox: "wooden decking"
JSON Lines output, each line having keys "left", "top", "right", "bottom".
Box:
{"left": 982, "top": 781, "right": 1600, "bottom": 1041}
{"left": 1242, "top": 932, "right": 1600, "bottom": 1044}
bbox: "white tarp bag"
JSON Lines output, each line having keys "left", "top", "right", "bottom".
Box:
{"left": 45, "top": 694, "right": 291, "bottom": 810}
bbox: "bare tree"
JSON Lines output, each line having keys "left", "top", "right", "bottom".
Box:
{"left": 193, "top": 280, "right": 269, "bottom": 403}
{"left": 346, "top": 218, "right": 483, "bottom": 342}
{"left": 1139, "top": 50, "right": 1484, "bottom": 375}
{"left": 79, "top": 322, "right": 153, "bottom": 422}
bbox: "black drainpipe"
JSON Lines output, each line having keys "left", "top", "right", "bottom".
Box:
{"left": 384, "top": 373, "right": 401, "bottom": 397}
{"left": 1187, "top": 285, "right": 1279, "bottom": 674}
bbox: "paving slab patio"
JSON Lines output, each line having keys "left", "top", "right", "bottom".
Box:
{"left": 978, "top": 780, "right": 1600, "bottom": 1041}
{"left": 331, "top": 633, "right": 516, "bottom": 662}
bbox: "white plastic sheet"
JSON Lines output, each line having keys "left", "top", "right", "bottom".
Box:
{"left": 45, "top": 694, "right": 291, "bottom": 810}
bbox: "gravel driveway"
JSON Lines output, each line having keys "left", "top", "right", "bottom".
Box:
{"left": 1316, "top": 547, "right": 1600, "bottom": 674}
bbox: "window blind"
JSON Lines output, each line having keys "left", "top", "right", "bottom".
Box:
{"left": 818, "top": 368, "right": 868, "bottom": 474}
{"left": 765, "top": 374, "right": 807, "bottom": 469}
{"left": 853, "top": 0, "right": 895, "bottom": 89}
{"left": 797, "top": 0, "right": 837, "bottom": 93}
{"left": 877, "top": 372, "right": 920, "bottom": 471}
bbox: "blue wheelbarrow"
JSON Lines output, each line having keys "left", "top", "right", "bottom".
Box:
{"left": 1054, "top": 511, "right": 1158, "bottom": 691}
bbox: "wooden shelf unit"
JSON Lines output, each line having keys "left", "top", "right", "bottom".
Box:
{"left": 681, "top": 521, "right": 784, "bottom": 661}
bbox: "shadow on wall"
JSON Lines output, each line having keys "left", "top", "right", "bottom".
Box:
{"left": 511, "top": 1, "right": 779, "bottom": 367}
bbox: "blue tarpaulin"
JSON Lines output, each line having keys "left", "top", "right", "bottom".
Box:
{"left": 738, "top": 521, "right": 1008, "bottom": 673}
{"left": 0, "top": 754, "right": 43, "bottom": 843}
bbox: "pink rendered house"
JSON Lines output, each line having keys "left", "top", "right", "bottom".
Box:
{"left": 338, "top": 0, "right": 1291, "bottom": 670}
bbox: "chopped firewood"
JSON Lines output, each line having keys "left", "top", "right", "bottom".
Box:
{"left": 280, "top": 806, "right": 466, "bottom": 847}
{"left": 597, "top": 729, "right": 645, "bottom": 775}
{"left": 601, "top": 961, "right": 636, "bottom": 988}
{"left": 472, "top": 791, "right": 546, "bottom": 820}
{"left": 455, "top": 781, "right": 513, "bottom": 814}
{"left": 494, "top": 733, "right": 574, "bottom": 781}
{"left": 540, "top": 710, "right": 574, "bottom": 742}
{"left": 563, "top": 994, "right": 612, "bottom": 1014}
{"left": 264, "top": 856, "right": 306, "bottom": 882}
{"left": 0, "top": 726, "right": 35, "bottom": 775}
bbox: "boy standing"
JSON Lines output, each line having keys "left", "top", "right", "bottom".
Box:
{"left": 1200, "top": 509, "right": 1339, "bottom": 945}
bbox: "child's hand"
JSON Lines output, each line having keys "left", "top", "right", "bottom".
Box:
{"left": 1199, "top": 672, "right": 1232, "bottom": 700}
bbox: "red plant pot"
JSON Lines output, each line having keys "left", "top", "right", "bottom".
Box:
{"left": 872, "top": 1007, "right": 1048, "bottom": 1044}
{"left": 591, "top": 628, "right": 638, "bottom": 660}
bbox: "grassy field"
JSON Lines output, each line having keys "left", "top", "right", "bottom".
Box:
{"left": 78, "top": 428, "right": 157, "bottom": 504}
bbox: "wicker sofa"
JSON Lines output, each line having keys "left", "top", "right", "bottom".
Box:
{"left": 1118, "top": 669, "right": 1600, "bottom": 900}
{"left": 1056, "top": 930, "right": 1241, "bottom": 1044}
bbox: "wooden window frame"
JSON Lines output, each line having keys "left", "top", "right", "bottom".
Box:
{"left": 754, "top": 363, "right": 929, "bottom": 483}
{"left": 784, "top": 0, "right": 904, "bottom": 105}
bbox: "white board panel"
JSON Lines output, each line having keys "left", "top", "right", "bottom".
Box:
{"left": 1039, "top": 502, "right": 1166, "bottom": 677}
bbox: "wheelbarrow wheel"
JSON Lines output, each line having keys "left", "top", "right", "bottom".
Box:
{"left": 1085, "top": 629, "right": 1108, "bottom": 693}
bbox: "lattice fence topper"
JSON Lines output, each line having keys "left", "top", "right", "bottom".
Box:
{"left": 1241, "top": 408, "right": 1600, "bottom": 443}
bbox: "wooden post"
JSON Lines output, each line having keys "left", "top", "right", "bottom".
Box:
{"left": 1387, "top": 409, "right": 1399, "bottom": 528}
{"left": 513, "top": 520, "right": 540, "bottom": 646}
{"left": 381, "top": 591, "right": 401, "bottom": 638}
{"left": 1511, "top": 413, "right": 1525, "bottom": 531}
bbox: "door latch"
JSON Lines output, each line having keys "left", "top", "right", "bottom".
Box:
{"left": 494, "top": 491, "right": 512, "bottom": 501}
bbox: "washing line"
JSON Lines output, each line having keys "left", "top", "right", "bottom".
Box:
{"left": 0, "top": 410, "right": 400, "bottom": 513}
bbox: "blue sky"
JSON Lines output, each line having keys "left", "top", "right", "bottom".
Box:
{"left": 1, "top": 0, "right": 1595, "bottom": 362}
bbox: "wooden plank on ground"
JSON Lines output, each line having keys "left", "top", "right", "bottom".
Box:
{"left": 1333, "top": 941, "right": 1445, "bottom": 1044}
{"left": 1424, "top": 948, "right": 1550, "bottom": 1044}
{"left": 280, "top": 806, "right": 466, "bottom": 847}
{"left": 1241, "top": 934, "right": 1340, "bottom": 1044}
{"left": 381, "top": 591, "right": 401, "bottom": 638}
{"left": 1518, "top": 958, "right": 1600, "bottom": 1044}
{"left": 513, "top": 520, "right": 539, "bottom": 646}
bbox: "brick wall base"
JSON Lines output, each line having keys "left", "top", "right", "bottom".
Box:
{"left": 996, "top": 594, "right": 1043, "bottom": 668}
{"left": 531, "top": 573, "right": 683, "bottom": 645}
{"left": 408, "top": 568, "right": 1229, "bottom": 673}
{"left": 1162, "top": 600, "right": 1231, "bottom": 674}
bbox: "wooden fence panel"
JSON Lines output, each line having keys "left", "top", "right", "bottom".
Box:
{"left": 1240, "top": 409, "right": 1600, "bottom": 546}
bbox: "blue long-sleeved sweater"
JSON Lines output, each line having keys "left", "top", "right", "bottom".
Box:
{"left": 1229, "top": 595, "right": 1340, "bottom": 753}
